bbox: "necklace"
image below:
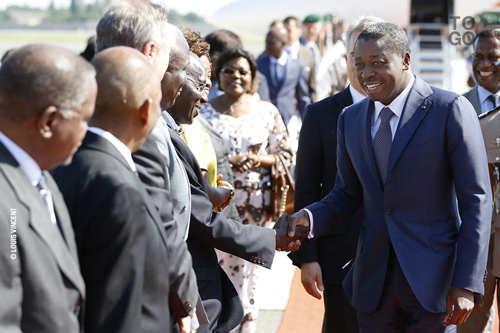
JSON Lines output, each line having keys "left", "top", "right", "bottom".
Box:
{"left": 222, "top": 95, "right": 244, "bottom": 115}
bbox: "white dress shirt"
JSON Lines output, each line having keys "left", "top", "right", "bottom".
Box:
{"left": 304, "top": 75, "right": 415, "bottom": 238}
{"left": 477, "top": 85, "right": 500, "bottom": 114}
{"left": 349, "top": 84, "right": 367, "bottom": 104}
{"left": 87, "top": 127, "right": 137, "bottom": 172}
{"left": 0, "top": 131, "right": 42, "bottom": 187}
{"left": 285, "top": 41, "right": 300, "bottom": 60}
{"left": 269, "top": 51, "right": 288, "bottom": 86}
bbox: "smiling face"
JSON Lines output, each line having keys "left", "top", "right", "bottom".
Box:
{"left": 168, "top": 54, "right": 207, "bottom": 125}
{"left": 472, "top": 36, "right": 500, "bottom": 94}
{"left": 219, "top": 57, "right": 252, "bottom": 97}
{"left": 160, "top": 40, "right": 190, "bottom": 110}
{"left": 354, "top": 38, "right": 411, "bottom": 105}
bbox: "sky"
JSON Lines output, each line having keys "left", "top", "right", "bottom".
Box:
{"left": 0, "top": 0, "right": 237, "bottom": 16}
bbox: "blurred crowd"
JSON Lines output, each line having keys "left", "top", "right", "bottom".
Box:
{"left": 2, "top": 1, "right": 500, "bottom": 333}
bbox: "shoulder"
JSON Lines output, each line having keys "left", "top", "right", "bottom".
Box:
{"left": 462, "top": 86, "right": 478, "bottom": 98}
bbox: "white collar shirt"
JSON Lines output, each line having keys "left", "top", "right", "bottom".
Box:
{"left": 349, "top": 84, "right": 367, "bottom": 104}
{"left": 0, "top": 130, "right": 42, "bottom": 187}
{"left": 87, "top": 127, "right": 137, "bottom": 172}
{"left": 371, "top": 75, "right": 415, "bottom": 143}
{"left": 477, "top": 85, "right": 500, "bottom": 114}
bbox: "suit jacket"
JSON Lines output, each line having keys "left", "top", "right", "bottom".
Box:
{"left": 289, "top": 87, "right": 363, "bottom": 285}
{"left": 257, "top": 55, "right": 311, "bottom": 125}
{"left": 197, "top": 115, "right": 240, "bottom": 222}
{"left": 297, "top": 45, "right": 317, "bottom": 103}
{"left": 167, "top": 123, "right": 276, "bottom": 333}
{"left": 463, "top": 85, "right": 482, "bottom": 115}
{"left": 307, "top": 77, "right": 491, "bottom": 314}
{"left": 0, "top": 143, "right": 85, "bottom": 333}
{"left": 53, "top": 132, "right": 173, "bottom": 333}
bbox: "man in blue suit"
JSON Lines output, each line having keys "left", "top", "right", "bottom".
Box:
{"left": 257, "top": 26, "right": 311, "bottom": 148}
{"left": 284, "top": 22, "right": 492, "bottom": 331}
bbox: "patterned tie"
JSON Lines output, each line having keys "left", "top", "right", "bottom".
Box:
{"left": 373, "top": 107, "right": 394, "bottom": 184}
{"left": 488, "top": 94, "right": 499, "bottom": 110}
{"left": 178, "top": 125, "right": 188, "bottom": 145}
{"left": 36, "top": 175, "right": 57, "bottom": 225}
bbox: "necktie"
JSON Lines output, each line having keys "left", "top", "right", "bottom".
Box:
{"left": 373, "top": 107, "right": 394, "bottom": 184}
{"left": 488, "top": 94, "right": 499, "bottom": 110}
{"left": 36, "top": 175, "right": 57, "bottom": 225}
{"left": 178, "top": 125, "right": 188, "bottom": 145}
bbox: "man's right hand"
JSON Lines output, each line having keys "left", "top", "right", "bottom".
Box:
{"left": 301, "top": 261, "right": 324, "bottom": 300}
{"left": 287, "top": 210, "right": 311, "bottom": 237}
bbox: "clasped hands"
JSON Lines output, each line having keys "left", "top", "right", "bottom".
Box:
{"left": 229, "top": 153, "right": 260, "bottom": 173}
{"left": 274, "top": 210, "right": 311, "bottom": 252}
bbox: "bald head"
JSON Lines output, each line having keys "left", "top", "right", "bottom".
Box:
{"left": 161, "top": 24, "right": 190, "bottom": 110}
{"left": 91, "top": 46, "right": 162, "bottom": 151}
{"left": 266, "top": 27, "right": 288, "bottom": 59}
{"left": 0, "top": 44, "right": 95, "bottom": 122}
{"left": 92, "top": 46, "right": 159, "bottom": 117}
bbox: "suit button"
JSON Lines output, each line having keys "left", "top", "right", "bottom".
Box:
{"left": 384, "top": 209, "right": 392, "bottom": 215}
{"left": 258, "top": 258, "right": 262, "bottom": 264}
{"left": 262, "top": 259, "right": 266, "bottom": 264}
{"left": 184, "top": 301, "right": 193, "bottom": 312}
{"left": 74, "top": 305, "right": 81, "bottom": 316}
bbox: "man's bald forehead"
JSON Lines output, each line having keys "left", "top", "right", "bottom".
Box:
{"left": 268, "top": 26, "right": 288, "bottom": 42}
{"left": 92, "top": 46, "right": 158, "bottom": 110}
{"left": 168, "top": 24, "right": 190, "bottom": 68}
{"left": 186, "top": 53, "right": 206, "bottom": 78}
{"left": 0, "top": 44, "right": 95, "bottom": 121}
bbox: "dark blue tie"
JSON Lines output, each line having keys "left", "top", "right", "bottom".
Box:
{"left": 373, "top": 107, "right": 394, "bottom": 184}
{"left": 488, "top": 94, "right": 499, "bottom": 110}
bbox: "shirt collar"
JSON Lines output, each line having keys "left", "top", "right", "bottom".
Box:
{"left": 163, "top": 110, "right": 180, "bottom": 132}
{"left": 373, "top": 75, "right": 415, "bottom": 123}
{"left": 349, "top": 84, "right": 367, "bottom": 104}
{"left": 477, "top": 85, "right": 500, "bottom": 104}
{"left": 270, "top": 50, "right": 288, "bottom": 67}
{"left": 0, "top": 130, "right": 42, "bottom": 186}
{"left": 285, "top": 41, "right": 300, "bottom": 60}
{"left": 87, "top": 127, "right": 137, "bottom": 172}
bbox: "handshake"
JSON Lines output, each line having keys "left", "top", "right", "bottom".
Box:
{"left": 273, "top": 211, "right": 311, "bottom": 252}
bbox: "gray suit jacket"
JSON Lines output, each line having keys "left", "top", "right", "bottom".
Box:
{"left": 298, "top": 44, "right": 317, "bottom": 103}
{"left": 463, "top": 85, "right": 482, "bottom": 115}
{"left": 0, "top": 143, "right": 85, "bottom": 332}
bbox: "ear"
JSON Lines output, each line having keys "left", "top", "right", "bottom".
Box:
{"left": 37, "top": 106, "right": 59, "bottom": 139}
{"left": 403, "top": 52, "right": 411, "bottom": 70}
{"left": 139, "top": 98, "right": 152, "bottom": 126}
{"left": 141, "top": 41, "right": 156, "bottom": 64}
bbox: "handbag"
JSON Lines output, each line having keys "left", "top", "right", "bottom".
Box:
{"left": 271, "top": 152, "right": 295, "bottom": 220}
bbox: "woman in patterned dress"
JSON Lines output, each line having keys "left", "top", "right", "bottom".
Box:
{"left": 200, "top": 48, "right": 293, "bottom": 333}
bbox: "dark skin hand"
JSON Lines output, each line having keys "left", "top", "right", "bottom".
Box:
{"left": 274, "top": 213, "right": 310, "bottom": 251}
{"left": 443, "top": 286, "right": 475, "bottom": 326}
{"left": 286, "top": 210, "right": 483, "bottom": 327}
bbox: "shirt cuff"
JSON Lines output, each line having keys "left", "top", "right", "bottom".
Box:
{"left": 302, "top": 208, "right": 314, "bottom": 239}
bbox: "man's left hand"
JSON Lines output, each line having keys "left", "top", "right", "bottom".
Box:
{"left": 443, "top": 286, "right": 475, "bottom": 326}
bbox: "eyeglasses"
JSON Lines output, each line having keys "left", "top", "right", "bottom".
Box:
{"left": 186, "top": 78, "right": 207, "bottom": 94}
{"left": 220, "top": 68, "right": 250, "bottom": 77}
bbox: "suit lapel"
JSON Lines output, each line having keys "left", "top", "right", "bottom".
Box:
{"left": 83, "top": 132, "right": 132, "bottom": 171}
{"left": 0, "top": 144, "right": 85, "bottom": 296}
{"left": 357, "top": 98, "right": 382, "bottom": 187}
{"left": 386, "top": 77, "right": 432, "bottom": 176}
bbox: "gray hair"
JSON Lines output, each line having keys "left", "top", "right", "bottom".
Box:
{"left": 345, "top": 16, "right": 384, "bottom": 51}
{"left": 357, "top": 22, "right": 411, "bottom": 56}
{"left": 0, "top": 44, "right": 95, "bottom": 122}
{"left": 96, "top": 0, "right": 169, "bottom": 52}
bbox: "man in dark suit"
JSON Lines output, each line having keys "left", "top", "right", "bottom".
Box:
{"left": 285, "top": 22, "right": 491, "bottom": 331}
{"left": 459, "top": 28, "right": 500, "bottom": 333}
{"left": 53, "top": 47, "right": 173, "bottom": 333}
{"left": 96, "top": 5, "right": 199, "bottom": 332}
{"left": 257, "top": 26, "right": 311, "bottom": 127}
{"left": 164, "top": 52, "right": 306, "bottom": 333}
{"left": 0, "top": 44, "right": 95, "bottom": 332}
{"left": 284, "top": 16, "right": 317, "bottom": 102}
{"left": 289, "top": 16, "right": 382, "bottom": 333}
{"left": 463, "top": 29, "right": 500, "bottom": 116}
